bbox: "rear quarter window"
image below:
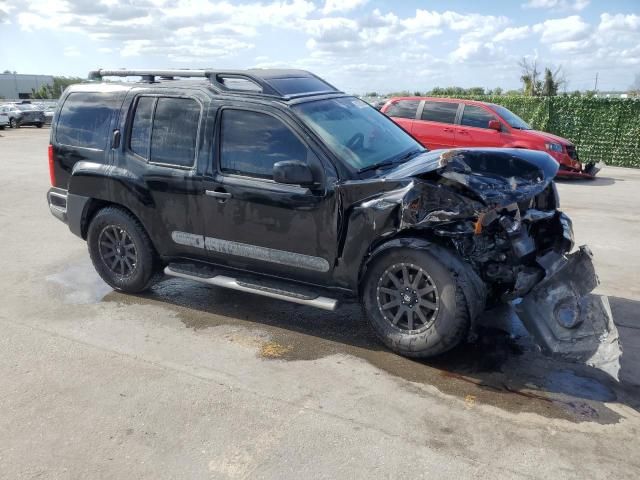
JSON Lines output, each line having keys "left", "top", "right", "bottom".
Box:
{"left": 55, "top": 92, "right": 118, "bottom": 149}
{"left": 385, "top": 100, "right": 420, "bottom": 119}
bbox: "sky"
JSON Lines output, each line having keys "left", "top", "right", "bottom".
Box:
{"left": 0, "top": 0, "right": 639, "bottom": 94}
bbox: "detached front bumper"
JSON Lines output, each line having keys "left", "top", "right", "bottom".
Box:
{"left": 515, "top": 246, "right": 621, "bottom": 378}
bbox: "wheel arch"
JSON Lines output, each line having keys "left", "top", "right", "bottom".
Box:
{"left": 358, "top": 234, "right": 487, "bottom": 323}
{"left": 80, "top": 199, "right": 155, "bottom": 247}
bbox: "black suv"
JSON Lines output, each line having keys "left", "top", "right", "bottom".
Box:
{"left": 46, "top": 68, "right": 618, "bottom": 364}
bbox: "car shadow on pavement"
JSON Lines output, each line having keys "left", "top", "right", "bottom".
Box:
{"left": 556, "top": 176, "right": 617, "bottom": 186}
{"left": 111, "top": 278, "right": 640, "bottom": 424}
{"left": 610, "top": 296, "right": 640, "bottom": 387}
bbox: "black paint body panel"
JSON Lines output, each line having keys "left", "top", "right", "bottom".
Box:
{"left": 49, "top": 80, "right": 566, "bottom": 296}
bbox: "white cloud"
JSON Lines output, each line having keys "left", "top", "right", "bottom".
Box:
{"left": 63, "top": 46, "right": 81, "bottom": 57}
{"left": 522, "top": 0, "right": 589, "bottom": 12}
{"left": 322, "top": 0, "right": 368, "bottom": 15}
{"left": 494, "top": 26, "right": 531, "bottom": 42}
{"left": 533, "top": 15, "right": 591, "bottom": 43}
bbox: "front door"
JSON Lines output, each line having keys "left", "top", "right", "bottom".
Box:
{"left": 455, "top": 104, "right": 506, "bottom": 148}
{"left": 201, "top": 106, "right": 339, "bottom": 285}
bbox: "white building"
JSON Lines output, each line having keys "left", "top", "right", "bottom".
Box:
{"left": 0, "top": 73, "right": 55, "bottom": 100}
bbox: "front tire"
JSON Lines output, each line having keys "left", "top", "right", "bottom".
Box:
{"left": 362, "top": 246, "right": 471, "bottom": 358}
{"left": 36, "top": 122, "right": 43, "bottom": 128}
{"left": 87, "top": 207, "right": 160, "bottom": 293}
{"left": 9, "top": 118, "right": 18, "bottom": 128}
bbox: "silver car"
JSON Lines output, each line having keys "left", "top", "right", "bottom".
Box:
{"left": 13, "top": 103, "right": 45, "bottom": 128}
{"left": 0, "top": 104, "right": 23, "bottom": 128}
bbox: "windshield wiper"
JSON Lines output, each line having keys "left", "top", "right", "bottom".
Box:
{"left": 357, "top": 149, "right": 424, "bottom": 174}
{"left": 357, "top": 160, "right": 395, "bottom": 173}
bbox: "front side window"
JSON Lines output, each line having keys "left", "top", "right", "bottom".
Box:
{"left": 220, "top": 109, "right": 308, "bottom": 179}
{"left": 128, "top": 96, "right": 200, "bottom": 167}
{"left": 56, "top": 93, "right": 117, "bottom": 149}
{"left": 385, "top": 100, "right": 420, "bottom": 119}
{"left": 460, "top": 105, "right": 497, "bottom": 129}
{"left": 293, "top": 97, "right": 423, "bottom": 171}
{"left": 421, "top": 102, "right": 458, "bottom": 124}
{"left": 490, "top": 104, "right": 531, "bottom": 130}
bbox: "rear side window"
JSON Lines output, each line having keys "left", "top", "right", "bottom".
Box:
{"left": 460, "top": 105, "right": 496, "bottom": 129}
{"left": 421, "top": 102, "right": 458, "bottom": 124}
{"left": 150, "top": 98, "right": 200, "bottom": 167}
{"left": 56, "top": 93, "right": 117, "bottom": 149}
{"left": 220, "top": 109, "right": 308, "bottom": 179}
{"left": 129, "top": 97, "right": 154, "bottom": 158}
{"left": 385, "top": 100, "right": 419, "bottom": 119}
{"left": 128, "top": 96, "right": 201, "bottom": 167}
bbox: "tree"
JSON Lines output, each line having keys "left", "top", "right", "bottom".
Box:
{"left": 541, "top": 67, "right": 566, "bottom": 96}
{"left": 519, "top": 58, "right": 541, "bottom": 96}
{"left": 519, "top": 58, "right": 565, "bottom": 96}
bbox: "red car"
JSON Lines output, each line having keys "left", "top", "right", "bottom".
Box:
{"left": 381, "top": 97, "right": 600, "bottom": 178}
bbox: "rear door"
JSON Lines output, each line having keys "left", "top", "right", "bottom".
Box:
{"left": 455, "top": 104, "right": 504, "bottom": 147}
{"left": 117, "top": 91, "right": 211, "bottom": 260}
{"left": 383, "top": 99, "right": 420, "bottom": 133}
{"left": 412, "top": 101, "right": 459, "bottom": 149}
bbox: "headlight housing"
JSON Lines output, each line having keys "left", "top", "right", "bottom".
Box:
{"left": 545, "top": 142, "right": 563, "bottom": 153}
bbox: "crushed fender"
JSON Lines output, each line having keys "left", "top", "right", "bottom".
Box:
{"left": 338, "top": 148, "right": 620, "bottom": 375}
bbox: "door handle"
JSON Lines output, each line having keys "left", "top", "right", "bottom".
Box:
{"left": 456, "top": 129, "right": 469, "bottom": 134}
{"left": 205, "top": 190, "right": 232, "bottom": 201}
{"left": 443, "top": 128, "right": 453, "bottom": 132}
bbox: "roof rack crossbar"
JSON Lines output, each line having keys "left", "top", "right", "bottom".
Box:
{"left": 89, "top": 69, "right": 209, "bottom": 80}
{"left": 88, "top": 68, "right": 280, "bottom": 95}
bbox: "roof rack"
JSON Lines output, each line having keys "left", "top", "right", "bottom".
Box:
{"left": 88, "top": 68, "right": 341, "bottom": 99}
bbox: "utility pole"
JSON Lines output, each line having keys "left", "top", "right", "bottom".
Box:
{"left": 594, "top": 72, "right": 599, "bottom": 92}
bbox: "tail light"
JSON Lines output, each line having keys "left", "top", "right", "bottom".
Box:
{"left": 48, "top": 144, "right": 56, "bottom": 186}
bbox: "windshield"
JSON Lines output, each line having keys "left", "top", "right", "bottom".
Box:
{"left": 489, "top": 104, "right": 531, "bottom": 130}
{"left": 293, "top": 97, "right": 423, "bottom": 171}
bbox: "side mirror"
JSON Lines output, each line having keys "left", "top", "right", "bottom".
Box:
{"left": 273, "top": 160, "right": 315, "bottom": 186}
{"left": 488, "top": 119, "right": 502, "bottom": 131}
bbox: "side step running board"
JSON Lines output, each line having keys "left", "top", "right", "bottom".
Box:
{"left": 164, "top": 265, "right": 338, "bottom": 311}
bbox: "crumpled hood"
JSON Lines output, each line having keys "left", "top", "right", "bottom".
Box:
{"left": 385, "top": 148, "right": 559, "bottom": 207}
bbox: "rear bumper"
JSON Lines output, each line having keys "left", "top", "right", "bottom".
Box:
{"left": 47, "top": 187, "right": 68, "bottom": 224}
{"left": 47, "top": 188, "right": 90, "bottom": 238}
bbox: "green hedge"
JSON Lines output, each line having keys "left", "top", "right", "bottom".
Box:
{"left": 438, "top": 96, "right": 640, "bottom": 168}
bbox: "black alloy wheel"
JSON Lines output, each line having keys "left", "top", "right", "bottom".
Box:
{"left": 376, "top": 262, "right": 440, "bottom": 332}
{"left": 98, "top": 225, "right": 138, "bottom": 277}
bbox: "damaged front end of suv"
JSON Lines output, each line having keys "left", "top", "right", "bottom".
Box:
{"left": 347, "top": 148, "right": 620, "bottom": 376}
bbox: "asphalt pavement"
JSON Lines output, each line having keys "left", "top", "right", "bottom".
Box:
{"left": 1, "top": 127, "right": 639, "bottom": 479}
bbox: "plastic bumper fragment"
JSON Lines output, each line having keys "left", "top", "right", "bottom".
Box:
{"left": 515, "top": 245, "right": 621, "bottom": 378}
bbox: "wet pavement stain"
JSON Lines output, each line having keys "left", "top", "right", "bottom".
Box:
{"left": 97, "top": 277, "right": 640, "bottom": 424}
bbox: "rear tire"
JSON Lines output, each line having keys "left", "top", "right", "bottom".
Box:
{"left": 362, "top": 246, "right": 471, "bottom": 358}
{"left": 36, "top": 123, "right": 43, "bottom": 128}
{"left": 87, "top": 207, "right": 161, "bottom": 293}
{"left": 9, "top": 118, "right": 18, "bottom": 128}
